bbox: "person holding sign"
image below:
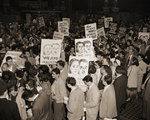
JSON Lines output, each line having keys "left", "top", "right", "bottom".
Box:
{"left": 64, "top": 77, "right": 85, "bottom": 120}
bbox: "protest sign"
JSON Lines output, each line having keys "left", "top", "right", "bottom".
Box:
{"left": 58, "top": 21, "right": 69, "bottom": 36}
{"left": 85, "top": 23, "right": 97, "bottom": 40}
{"left": 98, "top": 18, "right": 104, "bottom": 28}
{"left": 37, "top": 17, "right": 45, "bottom": 28}
{"left": 109, "top": 23, "right": 117, "bottom": 34}
{"left": 75, "top": 38, "right": 95, "bottom": 61}
{"left": 138, "top": 32, "right": 150, "bottom": 43}
{"left": 97, "top": 27, "right": 106, "bottom": 38}
{"left": 143, "top": 27, "right": 147, "bottom": 32}
{"left": 1, "top": 51, "right": 25, "bottom": 69}
{"left": 68, "top": 56, "right": 89, "bottom": 92}
{"left": 62, "top": 18, "right": 70, "bottom": 28}
{"left": 104, "top": 17, "right": 113, "bottom": 28}
{"left": 40, "top": 39, "right": 62, "bottom": 65}
{"left": 53, "top": 31, "right": 64, "bottom": 40}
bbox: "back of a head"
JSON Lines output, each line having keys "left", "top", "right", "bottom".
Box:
{"left": 57, "top": 60, "right": 65, "bottom": 68}
{"left": 52, "top": 68, "right": 60, "bottom": 75}
{"left": 83, "top": 75, "right": 93, "bottom": 83}
{"left": 66, "top": 77, "right": 76, "bottom": 86}
{"left": 15, "top": 69, "right": 24, "bottom": 78}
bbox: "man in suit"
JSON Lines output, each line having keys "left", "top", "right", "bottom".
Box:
{"left": 0, "top": 80, "right": 21, "bottom": 120}
{"left": 82, "top": 75, "right": 100, "bottom": 120}
{"left": 143, "top": 73, "right": 150, "bottom": 120}
{"left": 113, "top": 66, "right": 128, "bottom": 116}
{"left": 64, "top": 77, "right": 85, "bottom": 120}
{"left": 31, "top": 84, "right": 51, "bottom": 120}
{"left": 99, "top": 75, "right": 117, "bottom": 119}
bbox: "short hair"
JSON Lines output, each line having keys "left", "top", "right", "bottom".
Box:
{"left": 52, "top": 68, "right": 60, "bottom": 75}
{"left": 2, "top": 71, "right": 13, "bottom": 82}
{"left": 15, "top": 69, "right": 24, "bottom": 78}
{"left": 39, "top": 65, "right": 50, "bottom": 74}
{"left": 104, "top": 75, "right": 112, "bottom": 85}
{"left": 26, "top": 79, "right": 36, "bottom": 89}
{"left": 137, "top": 53, "right": 144, "bottom": 60}
{"left": 96, "top": 51, "right": 105, "bottom": 57}
{"left": 95, "top": 60, "right": 103, "bottom": 67}
{"left": 88, "top": 65, "right": 96, "bottom": 74}
{"left": 102, "top": 65, "right": 112, "bottom": 76}
{"left": 6, "top": 56, "right": 12, "bottom": 61}
{"left": 38, "top": 73, "right": 51, "bottom": 82}
{"left": 82, "top": 75, "right": 93, "bottom": 83}
{"left": 66, "top": 77, "right": 76, "bottom": 86}
{"left": 132, "top": 57, "right": 139, "bottom": 66}
{"left": 115, "top": 66, "right": 127, "bottom": 75}
{"left": 57, "top": 60, "right": 65, "bottom": 68}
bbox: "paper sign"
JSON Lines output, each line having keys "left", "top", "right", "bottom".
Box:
{"left": 109, "top": 23, "right": 117, "bottom": 34}
{"left": 58, "top": 21, "right": 69, "bottom": 36}
{"left": 85, "top": 23, "right": 97, "bottom": 40}
{"left": 75, "top": 38, "right": 94, "bottom": 61}
{"left": 68, "top": 56, "right": 89, "bottom": 91}
{"left": 138, "top": 32, "right": 150, "bottom": 42}
{"left": 40, "top": 39, "right": 62, "bottom": 65}
{"left": 97, "top": 27, "right": 106, "bottom": 38}
{"left": 98, "top": 18, "right": 104, "bottom": 28}
{"left": 62, "top": 18, "right": 70, "bottom": 28}
{"left": 104, "top": 17, "right": 113, "bottom": 28}
{"left": 53, "top": 31, "right": 64, "bottom": 40}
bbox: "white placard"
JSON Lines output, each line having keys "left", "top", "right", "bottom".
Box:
{"left": 62, "top": 18, "right": 70, "bottom": 28}
{"left": 138, "top": 32, "right": 150, "bottom": 43}
{"left": 104, "top": 17, "right": 113, "bottom": 28}
{"left": 58, "top": 21, "right": 69, "bottom": 36}
{"left": 85, "top": 23, "right": 97, "bottom": 40}
{"left": 40, "top": 39, "right": 62, "bottom": 65}
{"left": 53, "top": 31, "right": 64, "bottom": 40}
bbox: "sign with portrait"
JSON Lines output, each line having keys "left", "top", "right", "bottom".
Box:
{"left": 75, "top": 38, "right": 94, "bottom": 60}
{"left": 138, "top": 32, "right": 150, "bottom": 43}
{"left": 53, "top": 31, "right": 64, "bottom": 40}
{"left": 40, "top": 39, "right": 62, "bottom": 65}
{"left": 104, "top": 17, "right": 113, "bottom": 28}
{"left": 62, "top": 18, "right": 70, "bottom": 28}
{"left": 1, "top": 51, "right": 25, "bottom": 69}
{"left": 58, "top": 21, "right": 69, "bottom": 36}
{"left": 97, "top": 27, "right": 106, "bottom": 38}
{"left": 109, "top": 23, "right": 117, "bottom": 34}
{"left": 37, "top": 17, "right": 45, "bottom": 28}
{"left": 68, "top": 56, "right": 89, "bottom": 92}
{"left": 85, "top": 23, "right": 97, "bottom": 40}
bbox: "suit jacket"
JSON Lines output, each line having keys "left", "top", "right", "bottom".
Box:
{"left": 0, "top": 98, "right": 21, "bottom": 120}
{"left": 99, "top": 84, "right": 117, "bottom": 119}
{"left": 113, "top": 75, "right": 127, "bottom": 114}
{"left": 32, "top": 90, "right": 50, "bottom": 120}
{"left": 67, "top": 87, "right": 85, "bottom": 120}
{"left": 143, "top": 73, "right": 150, "bottom": 120}
{"left": 85, "top": 84, "right": 100, "bottom": 120}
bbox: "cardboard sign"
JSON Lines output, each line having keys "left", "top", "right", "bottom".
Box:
{"left": 104, "top": 17, "right": 113, "bottom": 28}
{"left": 53, "top": 31, "right": 64, "bottom": 40}
{"left": 62, "top": 18, "right": 70, "bottom": 28}
{"left": 138, "top": 32, "right": 150, "bottom": 42}
{"left": 68, "top": 56, "right": 89, "bottom": 92}
{"left": 75, "top": 38, "right": 94, "bottom": 61}
{"left": 40, "top": 39, "right": 62, "bottom": 65}
{"left": 85, "top": 23, "right": 97, "bottom": 40}
{"left": 109, "top": 23, "right": 117, "bottom": 34}
{"left": 1, "top": 51, "right": 25, "bottom": 69}
{"left": 37, "top": 17, "right": 45, "bottom": 28}
{"left": 97, "top": 27, "right": 106, "bottom": 38}
{"left": 58, "top": 21, "right": 69, "bottom": 36}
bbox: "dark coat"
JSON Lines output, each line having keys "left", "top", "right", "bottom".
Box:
{"left": 0, "top": 98, "right": 21, "bottom": 120}
{"left": 113, "top": 75, "right": 128, "bottom": 114}
{"left": 31, "top": 90, "right": 51, "bottom": 120}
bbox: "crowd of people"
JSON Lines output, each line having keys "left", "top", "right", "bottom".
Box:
{"left": 0, "top": 12, "right": 150, "bottom": 120}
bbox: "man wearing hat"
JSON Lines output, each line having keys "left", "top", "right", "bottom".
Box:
{"left": 0, "top": 80, "right": 21, "bottom": 120}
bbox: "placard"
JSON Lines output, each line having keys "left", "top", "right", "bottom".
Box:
{"left": 53, "top": 31, "right": 64, "bottom": 40}
{"left": 58, "top": 21, "right": 69, "bottom": 36}
{"left": 62, "top": 18, "right": 70, "bottom": 28}
{"left": 104, "top": 17, "right": 113, "bottom": 28}
{"left": 40, "top": 39, "right": 62, "bottom": 65}
{"left": 138, "top": 32, "right": 150, "bottom": 43}
{"left": 68, "top": 56, "right": 89, "bottom": 91}
{"left": 97, "top": 27, "right": 106, "bottom": 38}
{"left": 85, "top": 23, "right": 97, "bottom": 40}
{"left": 109, "top": 23, "right": 117, "bottom": 34}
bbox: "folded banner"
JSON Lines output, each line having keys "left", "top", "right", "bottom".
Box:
{"left": 40, "top": 39, "right": 62, "bottom": 65}
{"left": 85, "top": 23, "right": 97, "bottom": 40}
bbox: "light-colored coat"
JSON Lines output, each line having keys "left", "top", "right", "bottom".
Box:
{"left": 67, "top": 87, "right": 85, "bottom": 120}
{"left": 99, "top": 84, "right": 117, "bottom": 119}
{"left": 85, "top": 84, "right": 100, "bottom": 120}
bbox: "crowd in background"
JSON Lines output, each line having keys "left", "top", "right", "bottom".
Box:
{"left": 0, "top": 12, "right": 150, "bottom": 120}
